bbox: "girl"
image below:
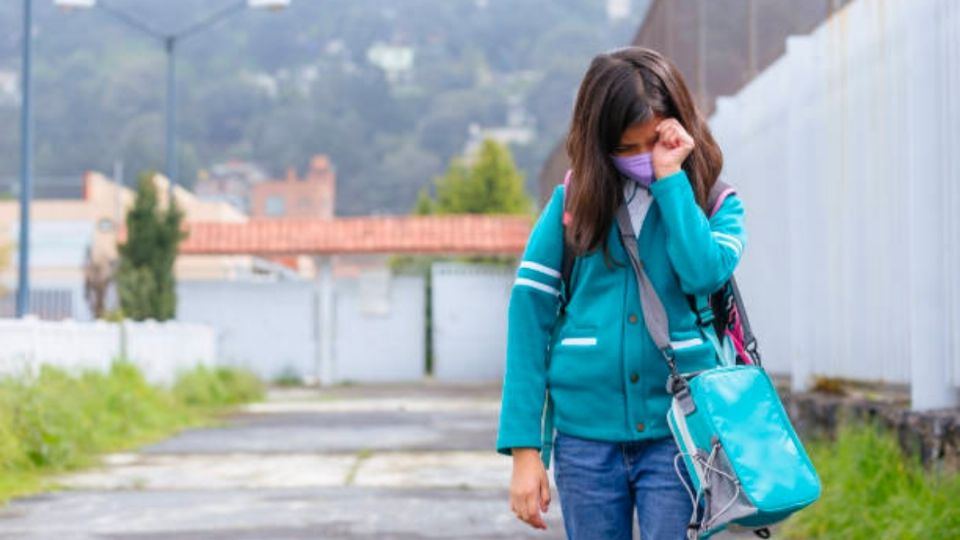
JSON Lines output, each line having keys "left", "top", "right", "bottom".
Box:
{"left": 496, "top": 46, "right": 747, "bottom": 539}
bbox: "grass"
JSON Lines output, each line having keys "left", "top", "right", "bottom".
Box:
{"left": 782, "top": 421, "right": 960, "bottom": 540}
{"left": 0, "top": 360, "right": 264, "bottom": 503}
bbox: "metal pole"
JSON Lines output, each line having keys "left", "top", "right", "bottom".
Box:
{"left": 697, "top": 0, "right": 707, "bottom": 112}
{"left": 17, "top": 0, "right": 34, "bottom": 318}
{"left": 747, "top": 0, "right": 757, "bottom": 80}
{"left": 165, "top": 36, "right": 177, "bottom": 197}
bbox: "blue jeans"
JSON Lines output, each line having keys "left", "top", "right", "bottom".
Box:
{"left": 553, "top": 431, "right": 703, "bottom": 540}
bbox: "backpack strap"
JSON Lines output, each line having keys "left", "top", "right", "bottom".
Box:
{"left": 543, "top": 169, "right": 574, "bottom": 469}
{"left": 700, "top": 179, "right": 763, "bottom": 366}
{"left": 686, "top": 180, "right": 734, "bottom": 329}
{"left": 559, "top": 169, "right": 575, "bottom": 314}
{"left": 709, "top": 180, "right": 737, "bottom": 218}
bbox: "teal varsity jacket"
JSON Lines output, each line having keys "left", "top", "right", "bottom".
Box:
{"left": 495, "top": 169, "right": 747, "bottom": 460}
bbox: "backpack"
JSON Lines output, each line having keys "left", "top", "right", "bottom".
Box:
{"left": 558, "top": 169, "right": 762, "bottom": 367}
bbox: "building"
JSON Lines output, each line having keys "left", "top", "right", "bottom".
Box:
{"left": 0, "top": 171, "right": 270, "bottom": 320}
{"left": 461, "top": 97, "right": 536, "bottom": 162}
{"left": 366, "top": 42, "right": 415, "bottom": 86}
{"left": 194, "top": 159, "right": 269, "bottom": 214}
{"left": 537, "top": 0, "right": 858, "bottom": 204}
{"left": 251, "top": 155, "right": 336, "bottom": 219}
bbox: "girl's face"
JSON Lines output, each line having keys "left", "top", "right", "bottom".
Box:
{"left": 612, "top": 114, "right": 665, "bottom": 157}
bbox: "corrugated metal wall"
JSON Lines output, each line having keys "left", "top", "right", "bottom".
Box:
{"left": 709, "top": 0, "right": 960, "bottom": 408}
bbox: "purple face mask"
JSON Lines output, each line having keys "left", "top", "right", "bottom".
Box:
{"left": 611, "top": 152, "right": 655, "bottom": 188}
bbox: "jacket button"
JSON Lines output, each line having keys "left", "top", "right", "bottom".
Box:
{"left": 628, "top": 313, "right": 638, "bottom": 324}
{"left": 630, "top": 372, "right": 639, "bottom": 383}
{"left": 636, "top": 422, "right": 645, "bottom": 432}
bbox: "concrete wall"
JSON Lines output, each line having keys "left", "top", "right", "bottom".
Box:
{"left": 334, "top": 273, "right": 425, "bottom": 383}
{"left": 431, "top": 262, "right": 513, "bottom": 381}
{"left": 178, "top": 272, "right": 426, "bottom": 384}
{"left": 708, "top": 0, "right": 960, "bottom": 408}
{"left": 178, "top": 280, "right": 317, "bottom": 381}
{"left": 0, "top": 317, "right": 216, "bottom": 385}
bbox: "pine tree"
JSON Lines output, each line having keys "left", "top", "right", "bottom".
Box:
{"left": 116, "top": 173, "right": 187, "bottom": 321}
{"left": 413, "top": 187, "right": 434, "bottom": 215}
{"left": 428, "top": 139, "right": 533, "bottom": 215}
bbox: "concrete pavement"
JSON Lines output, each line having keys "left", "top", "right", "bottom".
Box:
{"left": 0, "top": 383, "right": 767, "bottom": 539}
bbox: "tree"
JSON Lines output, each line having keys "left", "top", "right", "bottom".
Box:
{"left": 116, "top": 172, "right": 187, "bottom": 321}
{"left": 413, "top": 188, "right": 433, "bottom": 215}
{"left": 404, "top": 139, "right": 532, "bottom": 268}
{"left": 428, "top": 139, "right": 533, "bottom": 216}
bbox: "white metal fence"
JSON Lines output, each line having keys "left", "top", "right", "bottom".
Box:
{"left": 0, "top": 317, "right": 217, "bottom": 385}
{"left": 709, "top": 0, "right": 960, "bottom": 409}
{"left": 177, "top": 272, "right": 426, "bottom": 384}
{"left": 431, "top": 262, "right": 513, "bottom": 381}
{"left": 177, "top": 280, "right": 318, "bottom": 381}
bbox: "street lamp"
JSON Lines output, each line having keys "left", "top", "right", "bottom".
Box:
{"left": 17, "top": 0, "right": 35, "bottom": 318}
{"left": 54, "top": 0, "right": 290, "bottom": 192}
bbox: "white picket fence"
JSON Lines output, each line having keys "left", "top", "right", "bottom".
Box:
{"left": 0, "top": 317, "right": 217, "bottom": 385}
{"left": 709, "top": 0, "right": 960, "bottom": 409}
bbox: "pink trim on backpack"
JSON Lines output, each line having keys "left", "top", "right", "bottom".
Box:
{"left": 562, "top": 169, "right": 573, "bottom": 226}
{"left": 726, "top": 306, "right": 752, "bottom": 365}
{"left": 710, "top": 187, "right": 737, "bottom": 217}
{"left": 709, "top": 184, "right": 752, "bottom": 364}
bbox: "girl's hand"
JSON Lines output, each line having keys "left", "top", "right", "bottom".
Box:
{"left": 652, "top": 117, "right": 695, "bottom": 179}
{"left": 510, "top": 448, "right": 551, "bottom": 530}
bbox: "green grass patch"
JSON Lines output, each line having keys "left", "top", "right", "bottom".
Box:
{"left": 0, "top": 361, "right": 263, "bottom": 504}
{"left": 782, "top": 421, "right": 960, "bottom": 540}
{"left": 172, "top": 365, "right": 265, "bottom": 407}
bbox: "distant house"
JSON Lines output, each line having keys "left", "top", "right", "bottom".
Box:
{"left": 366, "top": 42, "right": 415, "bottom": 86}
{"left": 461, "top": 98, "right": 536, "bottom": 163}
{"left": 0, "top": 172, "right": 269, "bottom": 320}
{"left": 250, "top": 155, "right": 336, "bottom": 220}
{"left": 194, "top": 159, "right": 269, "bottom": 214}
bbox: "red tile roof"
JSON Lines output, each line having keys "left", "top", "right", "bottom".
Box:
{"left": 173, "top": 215, "right": 533, "bottom": 255}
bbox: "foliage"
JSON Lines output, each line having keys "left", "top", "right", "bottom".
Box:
{"left": 173, "top": 365, "right": 265, "bottom": 408}
{"left": 782, "top": 421, "right": 960, "bottom": 540}
{"left": 0, "top": 0, "right": 637, "bottom": 215}
{"left": 428, "top": 139, "right": 534, "bottom": 216}
{"left": 0, "top": 361, "right": 264, "bottom": 503}
{"left": 116, "top": 172, "right": 186, "bottom": 321}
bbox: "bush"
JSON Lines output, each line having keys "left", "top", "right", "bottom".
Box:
{"left": 783, "top": 421, "right": 960, "bottom": 540}
{"left": 172, "top": 365, "right": 264, "bottom": 408}
{"left": 0, "top": 361, "right": 263, "bottom": 503}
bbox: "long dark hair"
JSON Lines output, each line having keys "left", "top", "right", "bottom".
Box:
{"left": 564, "top": 46, "right": 723, "bottom": 261}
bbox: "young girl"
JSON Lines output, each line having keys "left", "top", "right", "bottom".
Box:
{"left": 496, "top": 46, "right": 746, "bottom": 539}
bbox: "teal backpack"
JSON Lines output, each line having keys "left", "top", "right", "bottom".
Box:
{"left": 555, "top": 171, "right": 821, "bottom": 539}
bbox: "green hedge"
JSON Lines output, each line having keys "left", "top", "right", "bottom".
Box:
{"left": 783, "top": 421, "right": 960, "bottom": 540}
{"left": 0, "top": 361, "right": 263, "bottom": 502}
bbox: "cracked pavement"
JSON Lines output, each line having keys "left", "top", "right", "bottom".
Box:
{"left": 0, "top": 383, "right": 761, "bottom": 539}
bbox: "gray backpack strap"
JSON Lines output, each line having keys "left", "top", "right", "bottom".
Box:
{"left": 707, "top": 179, "right": 734, "bottom": 218}
{"left": 614, "top": 203, "right": 683, "bottom": 386}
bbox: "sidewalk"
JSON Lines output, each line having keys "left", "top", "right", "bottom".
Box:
{"left": 0, "top": 382, "right": 765, "bottom": 539}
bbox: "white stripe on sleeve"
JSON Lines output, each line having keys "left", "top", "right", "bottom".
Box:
{"left": 712, "top": 231, "right": 743, "bottom": 251}
{"left": 519, "top": 261, "right": 562, "bottom": 279}
{"left": 514, "top": 277, "right": 560, "bottom": 297}
{"left": 714, "top": 238, "right": 742, "bottom": 257}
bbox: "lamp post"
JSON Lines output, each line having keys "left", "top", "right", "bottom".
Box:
{"left": 55, "top": 0, "right": 290, "bottom": 193}
{"left": 17, "top": 0, "right": 34, "bottom": 318}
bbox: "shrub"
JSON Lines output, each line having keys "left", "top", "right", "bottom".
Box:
{"left": 783, "top": 421, "right": 960, "bottom": 540}
{"left": 172, "top": 365, "right": 264, "bottom": 408}
{"left": 0, "top": 361, "right": 263, "bottom": 503}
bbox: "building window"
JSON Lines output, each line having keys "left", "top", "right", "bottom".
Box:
{"left": 265, "top": 195, "right": 286, "bottom": 217}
